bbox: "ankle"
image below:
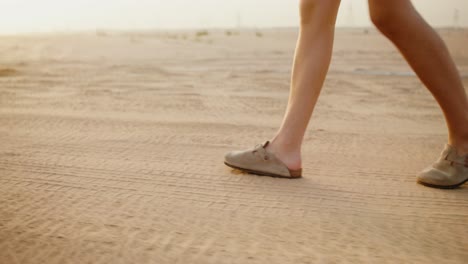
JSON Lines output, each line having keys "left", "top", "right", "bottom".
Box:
{"left": 269, "top": 134, "right": 302, "bottom": 153}
{"left": 448, "top": 135, "right": 468, "bottom": 156}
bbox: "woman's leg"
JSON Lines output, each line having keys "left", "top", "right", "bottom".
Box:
{"left": 368, "top": 0, "right": 468, "bottom": 154}
{"left": 265, "top": 0, "right": 341, "bottom": 170}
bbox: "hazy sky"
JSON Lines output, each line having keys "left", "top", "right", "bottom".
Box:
{"left": 0, "top": 0, "right": 467, "bottom": 33}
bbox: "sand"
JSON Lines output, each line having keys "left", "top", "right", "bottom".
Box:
{"left": 0, "top": 28, "right": 467, "bottom": 264}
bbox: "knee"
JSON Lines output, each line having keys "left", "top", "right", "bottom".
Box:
{"left": 369, "top": 0, "right": 414, "bottom": 37}
{"left": 369, "top": 8, "right": 398, "bottom": 35}
{"left": 299, "top": 0, "right": 341, "bottom": 25}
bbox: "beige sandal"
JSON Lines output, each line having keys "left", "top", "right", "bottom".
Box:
{"left": 224, "top": 141, "right": 302, "bottom": 178}
{"left": 417, "top": 144, "right": 468, "bottom": 189}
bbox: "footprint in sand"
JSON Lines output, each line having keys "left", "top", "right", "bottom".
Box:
{"left": 0, "top": 68, "right": 18, "bottom": 77}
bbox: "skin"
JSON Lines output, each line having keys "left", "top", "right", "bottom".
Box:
{"left": 265, "top": 0, "right": 468, "bottom": 170}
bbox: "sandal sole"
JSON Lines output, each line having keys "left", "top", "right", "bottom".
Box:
{"left": 224, "top": 161, "right": 302, "bottom": 179}
{"left": 417, "top": 178, "right": 468, "bottom": 189}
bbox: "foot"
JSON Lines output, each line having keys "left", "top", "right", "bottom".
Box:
{"left": 417, "top": 144, "right": 468, "bottom": 189}
{"left": 224, "top": 141, "right": 302, "bottom": 178}
{"left": 264, "top": 139, "right": 302, "bottom": 171}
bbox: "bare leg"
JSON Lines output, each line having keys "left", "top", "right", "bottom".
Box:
{"left": 369, "top": 0, "right": 468, "bottom": 154}
{"left": 266, "top": 0, "right": 341, "bottom": 170}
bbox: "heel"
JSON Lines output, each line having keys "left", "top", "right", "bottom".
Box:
{"left": 288, "top": 168, "right": 302, "bottom": 178}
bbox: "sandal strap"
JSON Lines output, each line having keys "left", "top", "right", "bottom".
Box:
{"left": 443, "top": 144, "right": 468, "bottom": 167}
{"left": 252, "top": 141, "right": 271, "bottom": 160}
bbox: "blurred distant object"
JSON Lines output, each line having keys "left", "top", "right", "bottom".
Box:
{"left": 196, "top": 30, "right": 209, "bottom": 37}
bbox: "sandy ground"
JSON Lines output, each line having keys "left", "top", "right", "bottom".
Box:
{"left": 0, "top": 28, "right": 467, "bottom": 263}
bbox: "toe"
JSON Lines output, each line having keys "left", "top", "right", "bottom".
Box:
{"left": 418, "top": 167, "right": 449, "bottom": 186}
{"left": 224, "top": 150, "right": 241, "bottom": 164}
